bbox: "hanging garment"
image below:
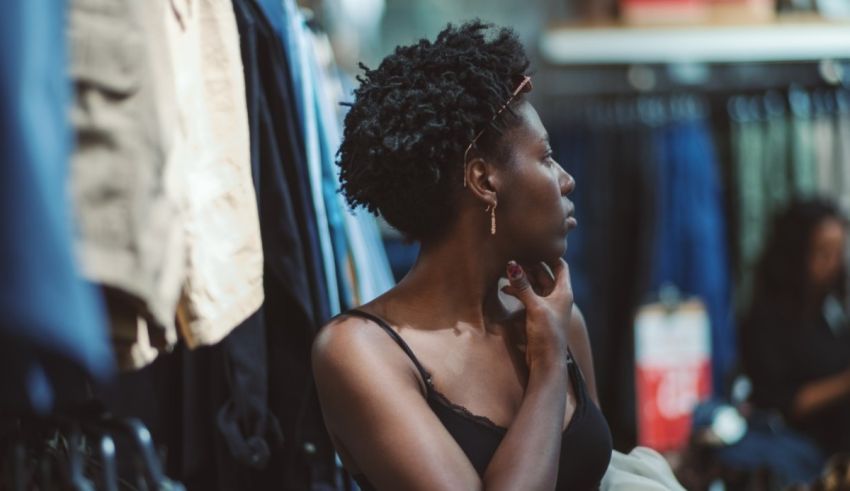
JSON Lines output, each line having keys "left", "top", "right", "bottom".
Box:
{"left": 789, "top": 89, "right": 818, "bottom": 197}
{"left": 167, "top": 0, "right": 265, "bottom": 348}
{"left": 556, "top": 101, "right": 658, "bottom": 450}
{"left": 253, "top": 0, "right": 332, "bottom": 326}
{"left": 309, "top": 33, "right": 355, "bottom": 310}
{"left": 811, "top": 91, "right": 839, "bottom": 197}
{"left": 835, "top": 92, "right": 850, "bottom": 304}
{"left": 70, "top": 0, "right": 265, "bottom": 363}
{"left": 286, "top": 0, "right": 341, "bottom": 315}
{"left": 762, "top": 95, "right": 792, "bottom": 213}
{"left": 651, "top": 114, "right": 735, "bottom": 395}
{"left": 234, "top": 1, "right": 336, "bottom": 488}
{"left": 310, "top": 33, "right": 395, "bottom": 307}
{"left": 68, "top": 0, "right": 185, "bottom": 367}
{"left": 344, "top": 209, "right": 397, "bottom": 303}
{"left": 0, "top": 0, "right": 113, "bottom": 413}
{"left": 177, "top": 311, "right": 283, "bottom": 491}
{"left": 836, "top": 91, "right": 850, "bottom": 216}
{"left": 730, "top": 97, "right": 767, "bottom": 311}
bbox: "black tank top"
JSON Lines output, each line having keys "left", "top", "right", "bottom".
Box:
{"left": 345, "top": 309, "right": 612, "bottom": 490}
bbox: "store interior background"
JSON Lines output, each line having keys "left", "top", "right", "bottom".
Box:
{"left": 5, "top": 0, "right": 850, "bottom": 489}
{"left": 305, "top": 0, "right": 850, "bottom": 456}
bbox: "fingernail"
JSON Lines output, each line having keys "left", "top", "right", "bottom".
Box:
{"left": 507, "top": 261, "right": 522, "bottom": 280}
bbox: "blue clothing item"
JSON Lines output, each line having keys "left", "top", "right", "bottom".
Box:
{"left": 309, "top": 40, "right": 355, "bottom": 311}
{"left": 289, "top": 5, "right": 340, "bottom": 316}
{"left": 351, "top": 210, "right": 396, "bottom": 301}
{"left": 253, "top": 0, "right": 330, "bottom": 325}
{"left": 556, "top": 118, "right": 656, "bottom": 447}
{"left": 0, "top": 0, "right": 113, "bottom": 413}
{"left": 692, "top": 401, "right": 825, "bottom": 487}
{"left": 233, "top": 2, "right": 336, "bottom": 488}
{"left": 650, "top": 118, "right": 735, "bottom": 394}
{"left": 380, "top": 238, "right": 420, "bottom": 284}
{"left": 317, "top": 85, "right": 397, "bottom": 306}
{"left": 257, "top": 0, "right": 339, "bottom": 318}
{"left": 550, "top": 101, "right": 731, "bottom": 448}
{"left": 335, "top": 75, "right": 396, "bottom": 302}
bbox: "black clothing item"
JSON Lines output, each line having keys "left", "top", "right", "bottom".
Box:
{"left": 741, "top": 301, "right": 850, "bottom": 454}
{"left": 234, "top": 1, "right": 336, "bottom": 488}
{"left": 344, "top": 309, "right": 613, "bottom": 491}
{"left": 97, "top": 314, "right": 284, "bottom": 491}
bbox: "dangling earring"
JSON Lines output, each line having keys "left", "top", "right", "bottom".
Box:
{"left": 485, "top": 202, "right": 497, "bottom": 235}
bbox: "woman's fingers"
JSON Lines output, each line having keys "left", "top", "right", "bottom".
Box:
{"left": 549, "top": 258, "right": 572, "bottom": 297}
{"left": 503, "top": 261, "right": 538, "bottom": 308}
{"left": 525, "top": 261, "right": 555, "bottom": 296}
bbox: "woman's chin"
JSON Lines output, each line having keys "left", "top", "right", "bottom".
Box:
{"left": 536, "top": 246, "right": 566, "bottom": 268}
{"left": 551, "top": 238, "right": 568, "bottom": 260}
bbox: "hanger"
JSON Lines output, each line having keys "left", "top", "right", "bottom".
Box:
{"left": 94, "top": 417, "right": 186, "bottom": 491}
{"left": 65, "top": 424, "right": 95, "bottom": 491}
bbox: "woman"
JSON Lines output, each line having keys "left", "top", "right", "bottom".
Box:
{"left": 312, "top": 21, "right": 612, "bottom": 490}
{"left": 741, "top": 199, "right": 850, "bottom": 456}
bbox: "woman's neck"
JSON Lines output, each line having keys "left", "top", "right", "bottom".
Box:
{"left": 385, "top": 230, "right": 507, "bottom": 333}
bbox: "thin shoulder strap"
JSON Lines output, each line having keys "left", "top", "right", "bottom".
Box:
{"left": 565, "top": 346, "right": 586, "bottom": 389}
{"left": 346, "top": 309, "right": 433, "bottom": 386}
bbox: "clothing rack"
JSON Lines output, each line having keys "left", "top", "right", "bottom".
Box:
{"left": 1, "top": 403, "right": 183, "bottom": 490}
{"left": 536, "top": 60, "right": 850, "bottom": 101}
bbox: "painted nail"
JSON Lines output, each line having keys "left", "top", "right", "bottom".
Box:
{"left": 507, "top": 261, "right": 522, "bottom": 280}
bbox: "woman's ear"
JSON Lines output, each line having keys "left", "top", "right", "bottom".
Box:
{"left": 465, "top": 156, "right": 499, "bottom": 207}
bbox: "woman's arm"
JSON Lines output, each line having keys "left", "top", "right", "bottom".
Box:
{"left": 313, "top": 318, "right": 481, "bottom": 491}
{"left": 314, "top": 261, "right": 573, "bottom": 491}
{"left": 792, "top": 367, "right": 850, "bottom": 418}
{"left": 313, "top": 316, "right": 568, "bottom": 491}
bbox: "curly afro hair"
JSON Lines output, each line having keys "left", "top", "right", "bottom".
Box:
{"left": 337, "top": 20, "right": 531, "bottom": 241}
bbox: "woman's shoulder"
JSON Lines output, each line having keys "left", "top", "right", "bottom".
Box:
{"left": 312, "top": 304, "right": 427, "bottom": 389}
{"left": 313, "top": 310, "right": 391, "bottom": 365}
{"left": 314, "top": 294, "right": 393, "bottom": 353}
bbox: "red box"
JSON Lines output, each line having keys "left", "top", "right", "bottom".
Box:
{"left": 634, "top": 300, "right": 713, "bottom": 451}
{"left": 621, "top": 0, "right": 711, "bottom": 24}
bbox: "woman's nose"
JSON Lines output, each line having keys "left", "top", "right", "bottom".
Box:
{"left": 560, "top": 166, "right": 575, "bottom": 196}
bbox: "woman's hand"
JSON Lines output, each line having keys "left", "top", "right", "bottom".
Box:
{"left": 523, "top": 260, "right": 557, "bottom": 296}
{"left": 501, "top": 259, "right": 574, "bottom": 371}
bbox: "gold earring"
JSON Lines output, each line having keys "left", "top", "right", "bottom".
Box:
{"left": 485, "top": 202, "right": 497, "bottom": 235}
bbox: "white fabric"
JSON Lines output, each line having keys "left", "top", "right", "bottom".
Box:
{"left": 601, "top": 447, "right": 686, "bottom": 491}
{"left": 167, "top": 0, "right": 264, "bottom": 348}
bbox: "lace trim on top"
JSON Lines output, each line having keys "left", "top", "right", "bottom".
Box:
{"left": 428, "top": 383, "right": 509, "bottom": 433}
{"left": 423, "top": 357, "right": 584, "bottom": 436}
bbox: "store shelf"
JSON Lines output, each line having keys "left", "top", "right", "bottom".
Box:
{"left": 540, "top": 20, "right": 850, "bottom": 65}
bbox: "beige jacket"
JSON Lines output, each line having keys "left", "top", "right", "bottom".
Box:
{"left": 69, "top": 0, "right": 264, "bottom": 367}
{"left": 167, "top": 0, "right": 264, "bottom": 348}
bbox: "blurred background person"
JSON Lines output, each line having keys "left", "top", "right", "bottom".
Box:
{"left": 741, "top": 198, "right": 850, "bottom": 457}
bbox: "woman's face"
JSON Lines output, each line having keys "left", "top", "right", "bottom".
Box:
{"left": 808, "top": 217, "right": 846, "bottom": 290}
{"left": 496, "top": 102, "right": 576, "bottom": 265}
